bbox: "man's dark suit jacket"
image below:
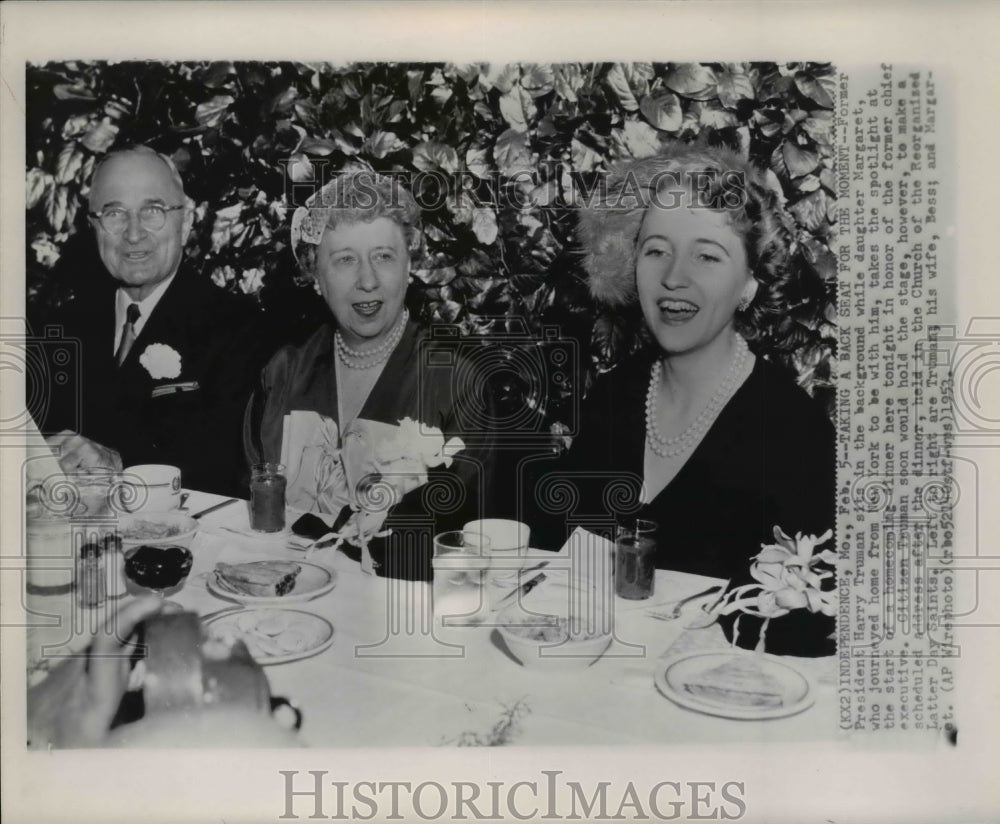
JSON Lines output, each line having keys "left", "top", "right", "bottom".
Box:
{"left": 39, "top": 266, "right": 266, "bottom": 497}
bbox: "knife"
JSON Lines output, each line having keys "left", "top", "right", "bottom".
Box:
{"left": 191, "top": 498, "right": 240, "bottom": 519}
{"left": 491, "top": 572, "right": 547, "bottom": 611}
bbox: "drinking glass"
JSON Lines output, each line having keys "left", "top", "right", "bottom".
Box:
{"left": 432, "top": 530, "right": 492, "bottom": 627}
{"left": 250, "top": 463, "right": 286, "bottom": 532}
{"left": 615, "top": 519, "right": 657, "bottom": 600}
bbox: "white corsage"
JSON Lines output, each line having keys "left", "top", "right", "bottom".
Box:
{"left": 710, "top": 527, "right": 837, "bottom": 652}
{"left": 286, "top": 414, "right": 466, "bottom": 574}
{"left": 139, "top": 343, "right": 182, "bottom": 380}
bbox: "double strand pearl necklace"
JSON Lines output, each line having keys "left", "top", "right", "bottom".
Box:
{"left": 335, "top": 308, "right": 409, "bottom": 370}
{"left": 645, "top": 335, "right": 750, "bottom": 459}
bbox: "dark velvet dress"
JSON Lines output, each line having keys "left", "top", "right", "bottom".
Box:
{"left": 244, "top": 320, "right": 497, "bottom": 581}
{"left": 529, "top": 351, "right": 836, "bottom": 655}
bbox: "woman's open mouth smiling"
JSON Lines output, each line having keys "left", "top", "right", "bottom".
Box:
{"left": 353, "top": 300, "right": 383, "bottom": 317}
{"left": 657, "top": 297, "right": 698, "bottom": 322}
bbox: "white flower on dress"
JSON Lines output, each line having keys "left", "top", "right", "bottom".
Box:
{"left": 139, "top": 343, "right": 182, "bottom": 380}
{"left": 293, "top": 415, "right": 466, "bottom": 574}
{"left": 704, "top": 526, "right": 837, "bottom": 653}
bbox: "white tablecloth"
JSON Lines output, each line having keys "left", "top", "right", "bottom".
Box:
{"left": 26, "top": 490, "right": 838, "bottom": 747}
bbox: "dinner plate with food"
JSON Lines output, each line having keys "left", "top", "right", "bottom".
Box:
{"left": 207, "top": 560, "right": 337, "bottom": 605}
{"left": 654, "top": 651, "right": 816, "bottom": 720}
{"left": 203, "top": 607, "right": 334, "bottom": 665}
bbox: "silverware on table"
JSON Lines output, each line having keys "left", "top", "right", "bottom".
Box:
{"left": 647, "top": 584, "right": 725, "bottom": 621}
{"left": 191, "top": 498, "right": 240, "bottom": 519}
{"left": 492, "top": 572, "right": 547, "bottom": 611}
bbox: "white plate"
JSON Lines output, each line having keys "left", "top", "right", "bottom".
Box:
{"left": 207, "top": 561, "right": 337, "bottom": 605}
{"left": 203, "top": 608, "right": 334, "bottom": 665}
{"left": 654, "top": 651, "right": 816, "bottom": 720}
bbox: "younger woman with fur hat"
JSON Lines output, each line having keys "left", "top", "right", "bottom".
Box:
{"left": 536, "top": 143, "right": 835, "bottom": 655}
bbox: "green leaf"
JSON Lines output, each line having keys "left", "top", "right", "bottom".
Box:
{"left": 298, "top": 137, "right": 337, "bottom": 156}
{"left": 521, "top": 63, "right": 555, "bottom": 98}
{"left": 413, "top": 141, "right": 459, "bottom": 173}
{"left": 366, "top": 130, "right": 404, "bottom": 159}
{"left": 605, "top": 63, "right": 639, "bottom": 112}
{"left": 717, "top": 64, "right": 754, "bottom": 108}
{"left": 782, "top": 140, "right": 819, "bottom": 178}
{"left": 794, "top": 72, "right": 835, "bottom": 109}
{"left": 753, "top": 108, "right": 785, "bottom": 139}
{"left": 201, "top": 61, "right": 235, "bottom": 89}
{"left": 55, "top": 144, "right": 84, "bottom": 184}
{"left": 80, "top": 118, "right": 119, "bottom": 154}
{"left": 287, "top": 153, "right": 315, "bottom": 183}
{"left": 465, "top": 146, "right": 491, "bottom": 178}
{"left": 639, "top": 91, "right": 682, "bottom": 132}
{"left": 196, "top": 94, "right": 235, "bottom": 128}
{"left": 571, "top": 136, "right": 603, "bottom": 172}
{"left": 413, "top": 266, "right": 458, "bottom": 286}
{"left": 499, "top": 85, "right": 532, "bottom": 132}
{"left": 481, "top": 63, "right": 521, "bottom": 94}
{"left": 554, "top": 63, "right": 584, "bottom": 102}
{"left": 697, "top": 101, "right": 738, "bottom": 130}
{"left": 801, "top": 236, "right": 837, "bottom": 281}
{"left": 493, "top": 128, "right": 534, "bottom": 179}
{"left": 26, "top": 168, "right": 51, "bottom": 210}
{"left": 663, "top": 63, "right": 718, "bottom": 100}
{"left": 472, "top": 208, "right": 499, "bottom": 245}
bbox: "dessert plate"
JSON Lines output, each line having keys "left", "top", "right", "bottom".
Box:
{"left": 207, "top": 561, "right": 337, "bottom": 606}
{"left": 203, "top": 608, "right": 334, "bottom": 665}
{"left": 654, "top": 651, "right": 816, "bottom": 720}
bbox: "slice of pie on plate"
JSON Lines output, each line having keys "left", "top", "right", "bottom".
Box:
{"left": 682, "top": 656, "right": 785, "bottom": 709}
{"left": 214, "top": 561, "right": 301, "bottom": 597}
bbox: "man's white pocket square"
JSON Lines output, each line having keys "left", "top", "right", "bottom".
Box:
{"left": 151, "top": 380, "right": 200, "bottom": 398}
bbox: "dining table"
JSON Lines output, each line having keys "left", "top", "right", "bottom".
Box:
{"left": 24, "top": 489, "right": 838, "bottom": 747}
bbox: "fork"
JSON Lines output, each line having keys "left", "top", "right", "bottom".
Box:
{"left": 646, "top": 584, "right": 724, "bottom": 621}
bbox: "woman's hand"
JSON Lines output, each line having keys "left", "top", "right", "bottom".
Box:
{"left": 27, "top": 597, "right": 164, "bottom": 749}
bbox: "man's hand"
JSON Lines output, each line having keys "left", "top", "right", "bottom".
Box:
{"left": 46, "top": 430, "right": 123, "bottom": 473}
{"left": 27, "top": 597, "right": 165, "bottom": 748}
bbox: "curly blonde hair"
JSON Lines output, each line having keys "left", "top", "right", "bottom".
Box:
{"left": 577, "top": 142, "right": 804, "bottom": 349}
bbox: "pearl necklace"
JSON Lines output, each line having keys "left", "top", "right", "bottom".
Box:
{"left": 335, "top": 308, "right": 409, "bottom": 370}
{"left": 645, "top": 335, "right": 750, "bottom": 458}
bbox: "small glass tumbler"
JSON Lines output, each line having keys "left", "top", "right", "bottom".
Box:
{"left": 615, "top": 519, "right": 657, "bottom": 600}
{"left": 250, "top": 463, "right": 286, "bottom": 533}
{"left": 432, "top": 530, "right": 492, "bottom": 627}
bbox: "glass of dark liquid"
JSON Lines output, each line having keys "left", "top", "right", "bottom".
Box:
{"left": 250, "top": 462, "right": 286, "bottom": 532}
{"left": 615, "top": 519, "right": 657, "bottom": 600}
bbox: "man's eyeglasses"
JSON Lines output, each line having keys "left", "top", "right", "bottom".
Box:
{"left": 88, "top": 204, "right": 185, "bottom": 235}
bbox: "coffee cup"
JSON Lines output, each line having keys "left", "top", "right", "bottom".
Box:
{"left": 122, "top": 464, "right": 182, "bottom": 513}
{"left": 463, "top": 519, "right": 530, "bottom": 582}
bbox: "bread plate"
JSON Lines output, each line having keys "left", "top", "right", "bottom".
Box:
{"left": 203, "top": 608, "right": 334, "bottom": 666}
{"left": 654, "top": 651, "right": 816, "bottom": 720}
{"left": 207, "top": 561, "right": 337, "bottom": 606}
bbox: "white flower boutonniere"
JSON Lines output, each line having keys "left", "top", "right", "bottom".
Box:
{"left": 709, "top": 526, "right": 838, "bottom": 652}
{"left": 139, "top": 343, "right": 182, "bottom": 380}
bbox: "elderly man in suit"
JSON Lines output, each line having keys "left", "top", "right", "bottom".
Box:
{"left": 42, "top": 145, "right": 265, "bottom": 496}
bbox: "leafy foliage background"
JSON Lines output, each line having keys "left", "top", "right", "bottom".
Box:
{"left": 26, "top": 61, "right": 838, "bottom": 426}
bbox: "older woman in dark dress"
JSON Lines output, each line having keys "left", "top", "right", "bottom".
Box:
{"left": 536, "top": 143, "right": 836, "bottom": 654}
{"left": 244, "top": 169, "right": 495, "bottom": 580}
